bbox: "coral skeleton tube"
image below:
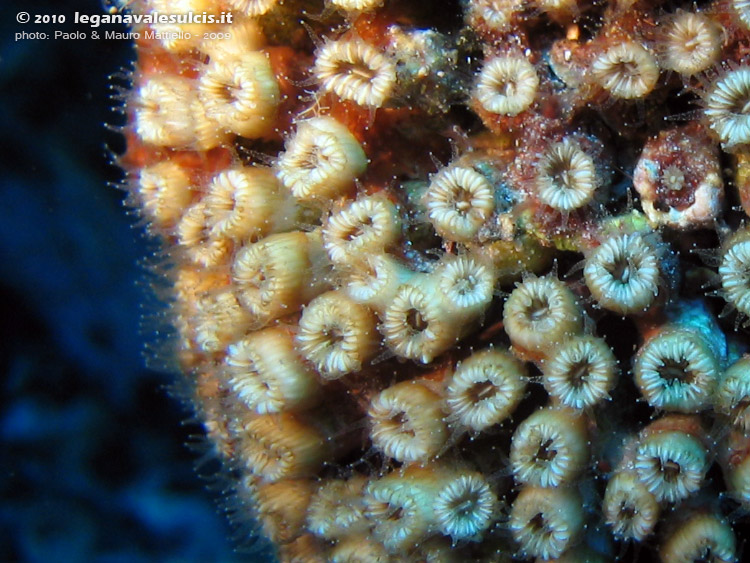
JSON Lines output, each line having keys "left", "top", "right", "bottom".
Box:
{"left": 503, "top": 275, "right": 583, "bottom": 360}
{"left": 343, "top": 254, "right": 414, "bottom": 313}
{"left": 510, "top": 407, "right": 589, "bottom": 488}
{"left": 363, "top": 467, "right": 441, "bottom": 552}
{"left": 295, "top": 290, "right": 379, "bottom": 379}
{"left": 659, "top": 512, "right": 737, "bottom": 563}
{"left": 313, "top": 38, "right": 397, "bottom": 108}
{"left": 203, "top": 166, "right": 288, "bottom": 241}
{"left": 584, "top": 231, "right": 662, "bottom": 315}
{"left": 433, "top": 471, "right": 497, "bottom": 541}
{"left": 590, "top": 41, "right": 659, "bottom": 100}
{"left": 176, "top": 201, "right": 233, "bottom": 268}
{"left": 198, "top": 51, "right": 280, "bottom": 138}
{"left": 225, "top": 326, "right": 321, "bottom": 414}
{"left": 368, "top": 379, "right": 448, "bottom": 463}
{"left": 190, "top": 97, "right": 231, "bottom": 151}
{"left": 134, "top": 75, "right": 197, "bottom": 147}
{"left": 634, "top": 327, "right": 720, "bottom": 412}
{"left": 719, "top": 227, "right": 750, "bottom": 321}
{"left": 323, "top": 194, "right": 402, "bottom": 264}
{"left": 363, "top": 466, "right": 495, "bottom": 551}
{"left": 193, "top": 289, "right": 253, "bottom": 353}
{"left": 232, "top": 231, "right": 329, "bottom": 325}
{"left": 136, "top": 161, "right": 194, "bottom": 231}
{"left": 446, "top": 348, "right": 527, "bottom": 431}
{"left": 276, "top": 117, "right": 368, "bottom": 203}
{"left": 475, "top": 54, "right": 539, "bottom": 117}
{"left": 236, "top": 413, "right": 329, "bottom": 482}
{"left": 306, "top": 476, "right": 369, "bottom": 540}
{"left": 173, "top": 267, "right": 228, "bottom": 353}
{"left": 716, "top": 356, "right": 750, "bottom": 432}
{"left": 468, "top": 0, "right": 523, "bottom": 33}
{"left": 603, "top": 470, "right": 660, "bottom": 541}
{"left": 659, "top": 12, "right": 722, "bottom": 77}
{"left": 509, "top": 486, "right": 584, "bottom": 560}
{"left": 704, "top": 67, "right": 750, "bottom": 150}
{"left": 254, "top": 479, "right": 314, "bottom": 543}
{"left": 634, "top": 420, "right": 708, "bottom": 503}
{"left": 433, "top": 253, "right": 497, "bottom": 322}
{"left": 542, "top": 335, "right": 617, "bottom": 409}
{"left": 380, "top": 276, "right": 462, "bottom": 363}
{"left": 424, "top": 166, "right": 495, "bottom": 243}
{"left": 536, "top": 138, "right": 599, "bottom": 212}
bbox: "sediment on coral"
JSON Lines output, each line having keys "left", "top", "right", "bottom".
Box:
{"left": 118, "top": 0, "right": 750, "bottom": 560}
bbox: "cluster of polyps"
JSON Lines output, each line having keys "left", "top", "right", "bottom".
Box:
{"left": 120, "top": 0, "right": 750, "bottom": 560}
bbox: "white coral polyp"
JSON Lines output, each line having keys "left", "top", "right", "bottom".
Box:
{"left": 591, "top": 42, "right": 659, "bottom": 100}
{"left": 314, "top": 38, "right": 397, "bottom": 108}
{"left": 276, "top": 117, "right": 368, "bottom": 202}
{"left": 476, "top": 55, "right": 539, "bottom": 116}
{"left": 705, "top": 67, "right": 750, "bottom": 150}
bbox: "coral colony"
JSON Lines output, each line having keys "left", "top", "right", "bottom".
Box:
{"left": 118, "top": 0, "right": 750, "bottom": 560}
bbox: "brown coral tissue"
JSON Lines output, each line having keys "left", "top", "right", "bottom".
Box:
{"left": 118, "top": 0, "right": 750, "bottom": 560}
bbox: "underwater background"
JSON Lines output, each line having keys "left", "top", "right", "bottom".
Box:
{"left": 0, "top": 0, "right": 271, "bottom": 560}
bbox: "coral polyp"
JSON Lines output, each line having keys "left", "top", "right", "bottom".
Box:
{"left": 475, "top": 54, "right": 539, "bottom": 118}
{"left": 590, "top": 41, "right": 659, "bottom": 100}
{"left": 535, "top": 138, "right": 600, "bottom": 212}
{"left": 119, "top": 0, "right": 750, "bottom": 560}
{"left": 313, "top": 38, "right": 397, "bottom": 108}
{"left": 424, "top": 165, "right": 495, "bottom": 242}
{"left": 704, "top": 67, "right": 750, "bottom": 150}
{"left": 658, "top": 11, "right": 722, "bottom": 77}
{"left": 583, "top": 230, "right": 664, "bottom": 315}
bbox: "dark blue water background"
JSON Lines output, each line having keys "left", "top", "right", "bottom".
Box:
{"left": 0, "top": 1, "right": 272, "bottom": 560}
